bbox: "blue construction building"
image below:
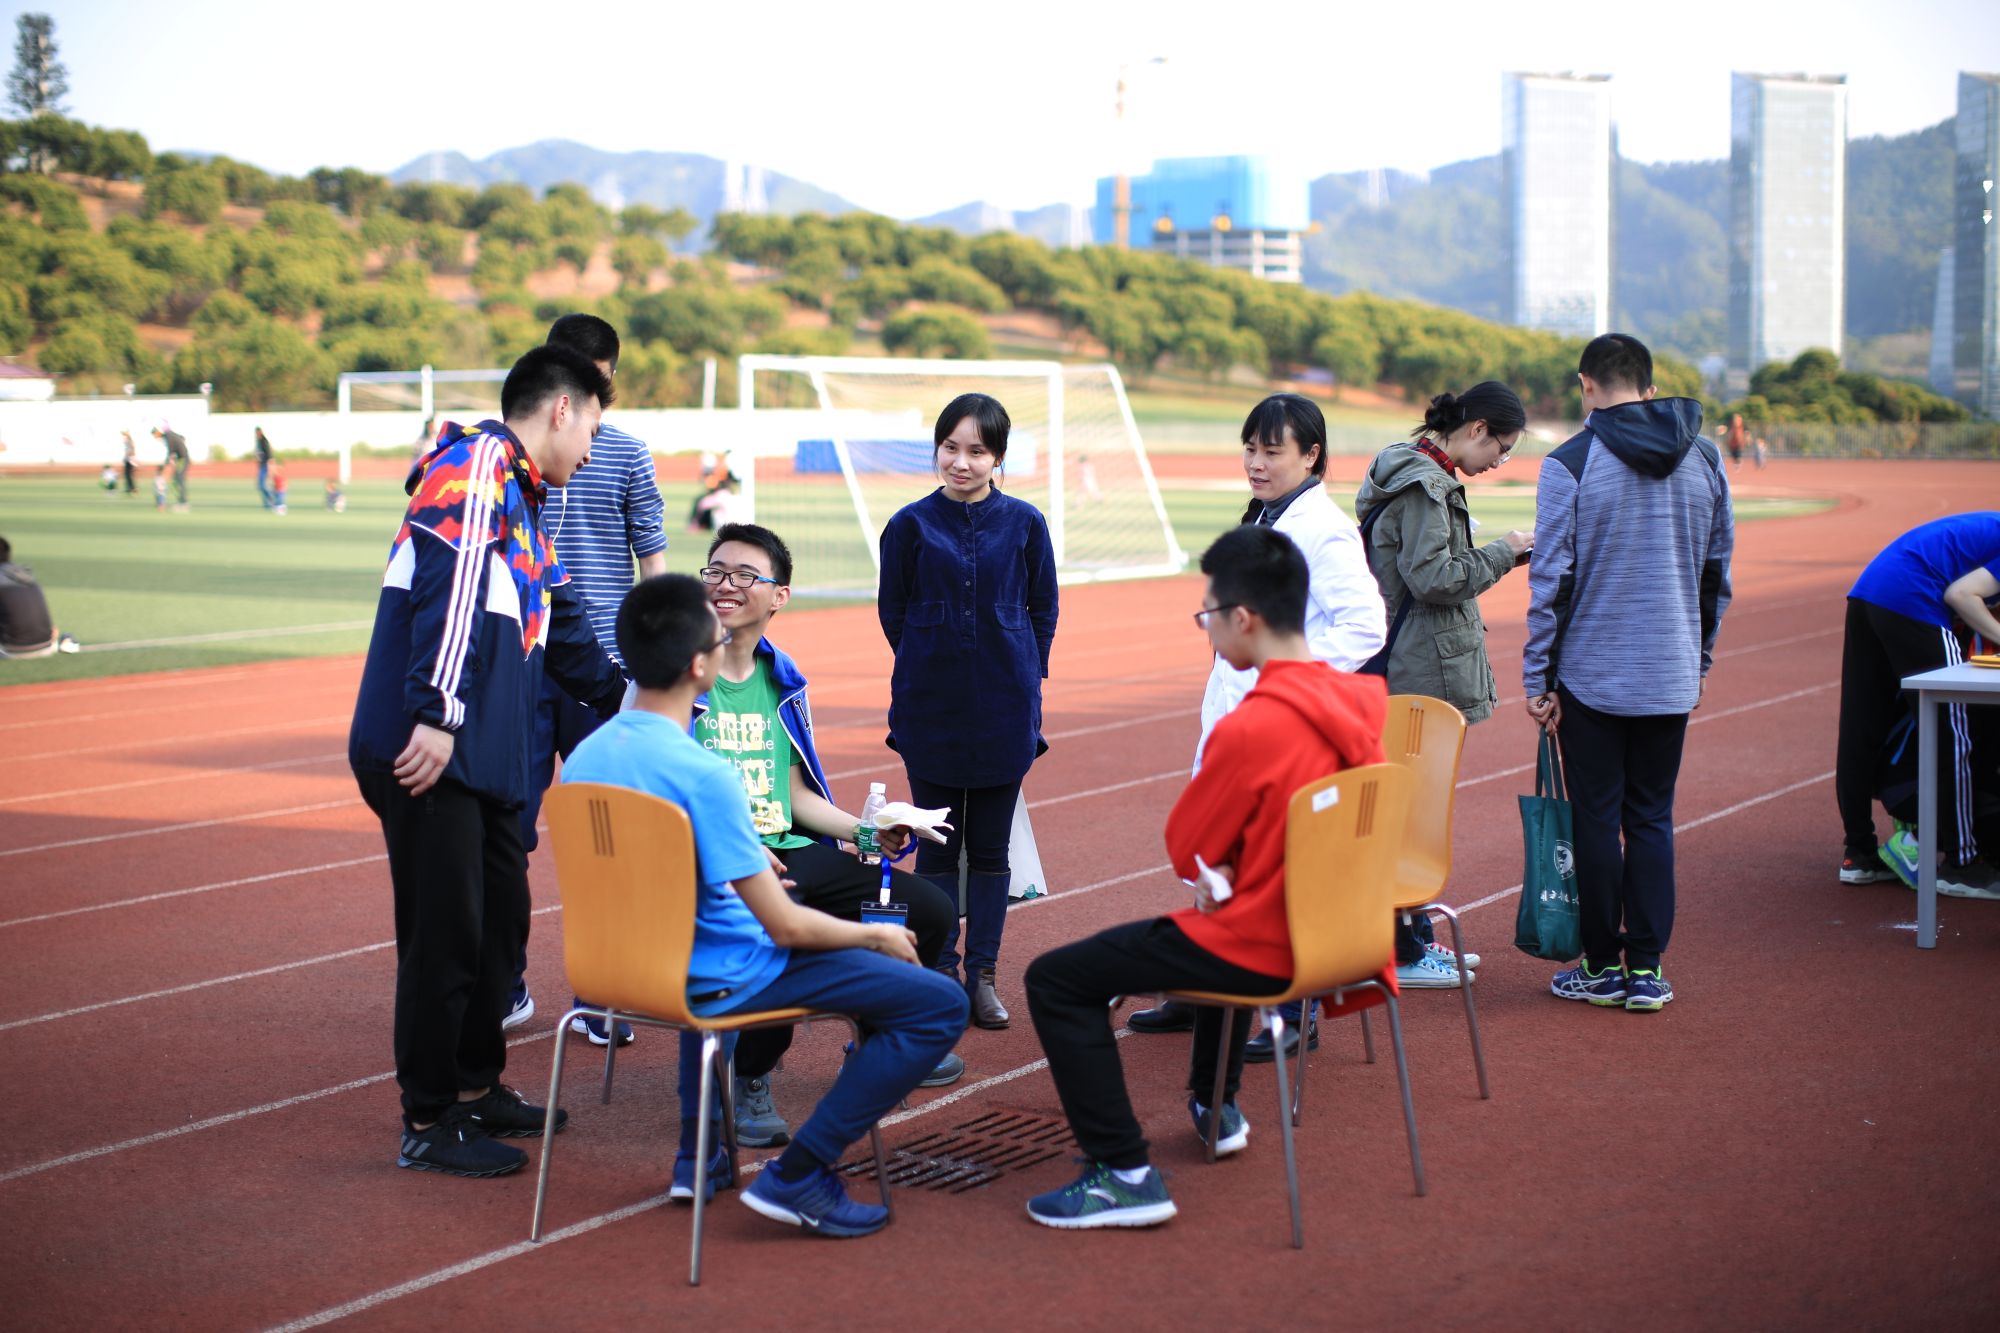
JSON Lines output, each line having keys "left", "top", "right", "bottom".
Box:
{"left": 1093, "top": 155, "right": 1309, "bottom": 283}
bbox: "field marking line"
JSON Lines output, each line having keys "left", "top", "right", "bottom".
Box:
{"left": 258, "top": 1032, "right": 1136, "bottom": 1333}
{"left": 828, "top": 705, "right": 1200, "bottom": 783}
{"left": 0, "top": 797, "right": 363, "bottom": 859}
{"left": 0, "top": 751, "right": 348, "bottom": 807}
{"left": 0, "top": 904, "right": 563, "bottom": 1036}
{"left": 0, "top": 667, "right": 265, "bottom": 702}
{"left": 0, "top": 854, "right": 387, "bottom": 931}
{"left": 11, "top": 713, "right": 351, "bottom": 763}
{"left": 77, "top": 620, "right": 375, "bottom": 653}
{"left": 0, "top": 1030, "right": 555, "bottom": 1188}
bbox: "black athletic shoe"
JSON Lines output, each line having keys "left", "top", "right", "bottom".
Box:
{"left": 397, "top": 1116, "right": 528, "bottom": 1178}
{"left": 1126, "top": 1001, "right": 1196, "bottom": 1033}
{"left": 1242, "top": 1021, "right": 1318, "bottom": 1065}
{"left": 457, "top": 1083, "right": 568, "bottom": 1139}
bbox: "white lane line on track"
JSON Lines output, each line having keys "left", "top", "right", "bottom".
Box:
{"left": 0, "top": 855, "right": 387, "bottom": 931}
{"left": 11, "top": 714, "right": 350, "bottom": 763}
{"left": 827, "top": 706, "right": 1199, "bottom": 782}
{"left": 0, "top": 798, "right": 363, "bottom": 859}
{"left": 0, "top": 904, "right": 563, "bottom": 1035}
{"left": 0, "top": 667, "right": 264, "bottom": 702}
{"left": 255, "top": 1032, "right": 1137, "bottom": 1333}
{"left": 0, "top": 752, "right": 348, "bottom": 807}
{"left": 76, "top": 619, "right": 375, "bottom": 653}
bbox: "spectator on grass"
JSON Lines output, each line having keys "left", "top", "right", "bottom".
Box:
{"left": 0, "top": 536, "right": 80, "bottom": 658}
{"left": 347, "top": 345, "right": 629, "bottom": 1179}
{"left": 1021, "top": 525, "right": 1388, "bottom": 1229}
{"left": 1524, "top": 333, "right": 1734, "bottom": 1013}
{"left": 1128, "top": 393, "right": 1384, "bottom": 1049}
{"left": 1837, "top": 513, "right": 2000, "bottom": 898}
{"left": 503, "top": 314, "right": 669, "bottom": 1045}
{"left": 878, "top": 393, "right": 1060, "bottom": 1032}
{"left": 694, "top": 523, "right": 964, "bottom": 1152}
{"left": 561, "top": 573, "right": 967, "bottom": 1227}
{"left": 324, "top": 478, "right": 346, "bottom": 512}
{"left": 1350, "top": 380, "right": 1533, "bottom": 989}
{"left": 254, "top": 427, "right": 276, "bottom": 509}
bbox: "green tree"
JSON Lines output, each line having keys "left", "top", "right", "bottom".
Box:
{"left": 611, "top": 233, "right": 668, "bottom": 288}
{"left": 0, "top": 280, "right": 33, "bottom": 352}
{"left": 1313, "top": 323, "right": 1382, "bottom": 396}
{"left": 143, "top": 163, "right": 225, "bottom": 224}
{"left": 904, "top": 256, "right": 1007, "bottom": 313}
{"left": 0, "top": 171, "right": 85, "bottom": 229}
{"left": 8, "top": 14, "right": 68, "bottom": 120}
{"left": 173, "top": 311, "right": 332, "bottom": 409}
{"left": 39, "top": 311, "right": 152, "bottom": 376}
{"left": 618, "top": 203, "right": 697, "bottom": 244}
{"left": 392, "top": 181, "right": 474, "bottom": 227}
{"left": 880, "top": 305, "right": 991, "bottom": 359}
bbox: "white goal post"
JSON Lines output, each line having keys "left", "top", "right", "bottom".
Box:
{"left": 735, "top": 355, "right": 1185, "bottom": 598}
{"left": 334, "top": 366, "right": 508, "bottom": 481}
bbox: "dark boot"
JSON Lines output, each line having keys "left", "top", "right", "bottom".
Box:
{"left": 969, "top": 968, "right": 1010, "bottom": 1029}
{"left": 1127, "top": 999, "right": 1196, "bottom": 1033}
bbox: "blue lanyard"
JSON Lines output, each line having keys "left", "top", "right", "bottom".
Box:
{"left": 878, "top": 840, "right": 916, "bottom": 902}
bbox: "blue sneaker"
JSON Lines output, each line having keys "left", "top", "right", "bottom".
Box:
{"left": 741, "top": 1165, "right": 889, "bottom": 1237}
{"left": 1624, "top": 969, "right": 1674, "bottom": 1012}
{"left": 500, "top": 986, "right": 535, "bottom": 1031}
{"left": 1026, "top": 1160, "right": 1177, "bottom": 1229}
{"left": 569, "top": 1010, "right": 635, "bottom": 1048}
{"left": 1550, "top": 960, "right": 1626, "bottom": 1005}
{"left": 1188, "top": 1097, "right": 1249, "bottom": 1157}
{"left": 668, "top": 1143, "right": 734, "bottom": 1203}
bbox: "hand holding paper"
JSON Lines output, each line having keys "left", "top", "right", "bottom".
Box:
{"left": 867, "top": 801, "right": 955, "bottom": 845}
{"left": 1192, "top": 855, "right": 1234, "bottom": 913}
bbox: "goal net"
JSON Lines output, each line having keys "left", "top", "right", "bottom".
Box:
{"left": 333, "top": 367, "right": 508, "bottom": 480}
{"left": 734, "top": 356, "right": 1185, "bottom": 598}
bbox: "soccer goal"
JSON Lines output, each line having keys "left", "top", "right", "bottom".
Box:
{"left": 734, "top": 355, "right": 1185, "bottom": 598}
{"left": 333, "top": 367, "right": 508, "bottom": 481}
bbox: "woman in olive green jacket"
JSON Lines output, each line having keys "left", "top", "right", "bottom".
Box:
{"left": 1353, "top": 381, "right": 1535, "bottom": 721}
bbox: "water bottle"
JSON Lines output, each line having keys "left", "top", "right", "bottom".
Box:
{"left": 856, "top": 782, "right": 888, "bottom": 865}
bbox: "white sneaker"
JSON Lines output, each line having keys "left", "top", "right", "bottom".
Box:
{"left": 1395, "top": 953, "right": 1464, "bottom": 989}
{"left": 1423, "top": 940, "right": 1481, "bottom": 971}
{"left": 1939, "top": 860, "right": 2000, "bottom": 901}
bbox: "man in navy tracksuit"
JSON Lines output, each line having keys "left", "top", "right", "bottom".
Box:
{"left": 1524, "top": 334, "right": 1734, "bottom": 1014}
{"left": 349, "top": 345, "right": 628, "bottom": 1179}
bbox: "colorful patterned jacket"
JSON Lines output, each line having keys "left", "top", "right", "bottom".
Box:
{"left": 349, "top": 420, "right": 627, "bottom": 806}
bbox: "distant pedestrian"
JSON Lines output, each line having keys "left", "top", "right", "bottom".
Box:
{"left": 121, "top": 432, "right": 137, "bottom": 495}
{"left": 152, "top": 426, "right": 189, "bottom": 509}
{"left": 1753, "top": 437, "right": 1768, "bottom": 469}
{"left": 254, "top": 427, "right": 276, "bottom": 508}
{"left": 324, "top": 478, "right": 346, "bottom": 512}
{"left": 269, "top": 462, "right": 288, "bottom": 514}
{"left": 1524, "top": 334, "right": 1733, "bottom": 1014}
{"left": 1725, "top": 412, "right": 1746, "bottom": 468}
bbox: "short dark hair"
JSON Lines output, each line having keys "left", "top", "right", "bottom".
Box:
{"left": 546, "top": 313, "right": 621, "bottom": 373}
{"left": 0, "top": 536, "right": 11, "bottom": 563}
{"left": 1199, "top": 525, "right": 1308, "bottom": 635}
{"left": 1579, "top": 333, "right": 1652, "bottom": 394}
{"left": 1413, "top": 380, "right": 1526, "bottom": 439}
{"left": 934, "top": 393, "right": 1010, "bottom": 464}
{"left": 707, "top": 522, "right": 793, "bottom": 587}
{"left": 501, "top": 343, "right": 614, "bottom": 421}
{"left": 1240, "top": 393, "right": 1327, "bottom": 477}
{"left": 617, "top": 574, "right": 718, "bottom": 689}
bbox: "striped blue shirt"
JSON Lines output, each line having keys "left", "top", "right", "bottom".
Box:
{"left": 543, "top": 421, "right": 667, "bottom": 663}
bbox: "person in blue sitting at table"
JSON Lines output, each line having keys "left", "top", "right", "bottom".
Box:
{"left": 877, "top": 393, "right": 1059, "bottom": 1032}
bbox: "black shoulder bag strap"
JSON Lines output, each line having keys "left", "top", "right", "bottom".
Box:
{"left": 1356, "top": 500, "right": 1411, "bottom": 678}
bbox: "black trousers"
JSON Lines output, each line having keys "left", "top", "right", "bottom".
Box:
{"left": 356, "top": 770, "right": 528, "bottom": 1124}
{"left": 1836, "top": 597, "right": 1977, "bottom": 863}
{"left": 1025, "top": 918, "right": 1285, "bottom": 1170}
{"left": 732, "top": 840, "right": 956, "bottom": 1079}
{"left": 1556, "top": 689, "right": 1688, "bottom": 972}
{"left": 905, "top": 773, "right": 1021, "bottom": 976}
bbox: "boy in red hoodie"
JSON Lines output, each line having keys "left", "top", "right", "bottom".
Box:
{"left": 1022, "top": 524, "right": 1388, "bottom": 1228}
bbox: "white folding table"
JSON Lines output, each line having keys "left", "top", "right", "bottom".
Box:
{"left": 1902, "top": 661, "right": 2000, "bottom": 948}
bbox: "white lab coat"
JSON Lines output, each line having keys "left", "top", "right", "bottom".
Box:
{"left": 1196, "top": 482, "right": 1387, "bottom": 763}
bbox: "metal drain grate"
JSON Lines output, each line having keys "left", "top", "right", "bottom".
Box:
{"left": 838, "top": 1108, "right": 1076, "bottom": 1193}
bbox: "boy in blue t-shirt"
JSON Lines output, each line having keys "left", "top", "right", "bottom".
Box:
{"left": 561, "top": 574, "right": 968, "bottom": 1237}
{"left": 1839, "top": 512, "right": 2000, "bottom": 896}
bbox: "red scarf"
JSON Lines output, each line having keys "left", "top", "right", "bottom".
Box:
{"left": 1412, "top": 438, "right": 1456, "bottom": 476}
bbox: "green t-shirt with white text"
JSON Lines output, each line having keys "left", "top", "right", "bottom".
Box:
{"left": 695, "top": 657, "right": 813, "bottom": 850}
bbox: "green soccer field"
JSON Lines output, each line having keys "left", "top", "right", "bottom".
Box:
{"left": 0, "top": 473, "right": 1829, "bottom": 685}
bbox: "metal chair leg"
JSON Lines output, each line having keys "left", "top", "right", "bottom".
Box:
{"left": 1430, "top": 904, "right": 1490, "bottom": 1099}
{"left": 529, "top": 1006, "right": 583, "bottom": 1241}
{"left": 1265, "top": 1006, "right": 1304, "bottom": 1248}
{"left": 719, "top": 1047, "right": 740, "bottom": 1183}
{"left": 1290, "top": 995, "right": 1314, "bottom": 1125}
{"left": 1378, "top": 989, "right": 1426, "bottom": 1197}
{"left": 1205, "top": 1004, "right": 1232, "bottom": 1164}
{"left": 690, "top": 1031, "right": 720, "bottom": 1286}
{"left": 598, "top": 1007, "right": 619, "bottom": 1105}
{"left": 1359, "top": 1007, "right": 1376, "bottom": 1063}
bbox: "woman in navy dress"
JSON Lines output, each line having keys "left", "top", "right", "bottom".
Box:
{"left": 878, "top": 394, "right": 1058, "bottom": 1030}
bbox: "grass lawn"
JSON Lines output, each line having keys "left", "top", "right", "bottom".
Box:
{"left": 0, "top": 471, "right": 1828, "bottom": 685}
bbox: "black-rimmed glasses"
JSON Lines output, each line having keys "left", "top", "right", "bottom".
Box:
{"left": 1192, "top": 603, "right": 1241, "bottom": 627}
{"left": 699, "top": 566, "right": 779, "bottom": 589}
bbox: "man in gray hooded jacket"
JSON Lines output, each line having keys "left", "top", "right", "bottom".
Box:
{"left": 1524, "top": 334, "right": 1733, "bottom": 1014}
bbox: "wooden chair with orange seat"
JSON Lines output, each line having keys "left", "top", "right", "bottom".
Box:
{"left": 1296, "top": 694, "right": 1491, "bottom": 1110}
{"left": 1164, "top": 762, "right": 1422, "bottom": 1250}
{"left": 528, "top": 782, "right": 895, "bottom": 1286}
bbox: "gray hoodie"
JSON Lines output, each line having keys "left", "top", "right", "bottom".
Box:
{"left": 1354, "top": 446, "right": 1520, "bottom": 722}
{"left": 1522, "top": 398, "right": 1734, "bottom": 716}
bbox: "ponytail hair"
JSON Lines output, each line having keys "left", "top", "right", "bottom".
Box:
{"left": 1410, "top": 380, "right": 1526, "bottom": 440}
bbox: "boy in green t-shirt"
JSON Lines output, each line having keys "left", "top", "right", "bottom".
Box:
{"left": 694, "top": 524, "right": 965, "bottom": 1147}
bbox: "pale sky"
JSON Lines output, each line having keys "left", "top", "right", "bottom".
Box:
{"left": 20, "top": 0, "right": 2000, "bottom": 217}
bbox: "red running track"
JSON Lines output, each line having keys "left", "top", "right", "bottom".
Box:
{"left": 0, "top": 460, "right": 1996, "bottom": 1330}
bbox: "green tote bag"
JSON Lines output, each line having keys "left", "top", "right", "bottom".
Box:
{"left": 1514, "top": 732, "right": 1582, "bottom": 961}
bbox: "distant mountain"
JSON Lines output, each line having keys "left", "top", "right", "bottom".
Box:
{"left": 389, "top": 140, "right": 860, "bottom": 237}
{"left": 1301, "top": 120, "right": 1954, "bottom": 362}
{"left": 913, "top": 200, "right": 1086, "bottom": 249}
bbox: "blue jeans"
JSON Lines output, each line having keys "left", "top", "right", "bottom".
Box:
{"left": 678, "top": 949, "right": 967, "bottom": 1167}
